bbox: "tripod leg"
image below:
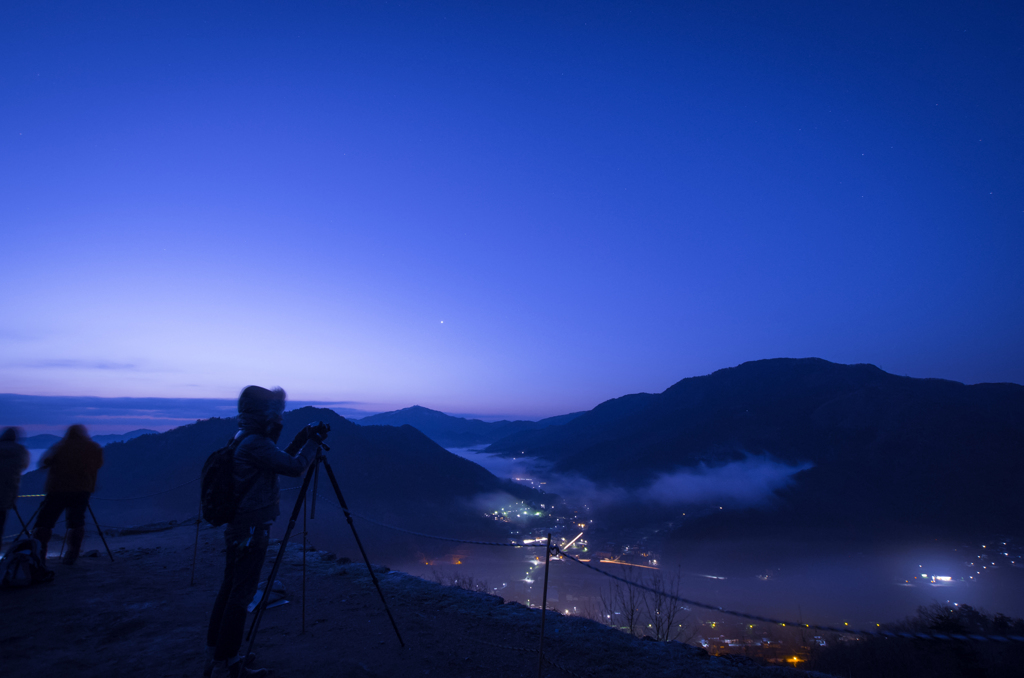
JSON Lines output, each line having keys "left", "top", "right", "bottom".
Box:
{"left": 310, "top": 460, "right": 320, "bottom": 520}
{"left": 87, "top": 504, "right": 115, "bottom": 562}
{"left": 320, "top": 456, "right": 404, "bottom": 647}
{"left": 12, "top": 504, "right": 28, "bottom": 532}
{"left": 245, "top": 459, "right": 317, "bottom": 656}
{"left": 16, "top": 505, "right": 40, "bottom": 540}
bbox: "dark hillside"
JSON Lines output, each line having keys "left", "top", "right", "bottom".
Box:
{"left": 486, "top": 358, "right": 1024, "bottom": 541}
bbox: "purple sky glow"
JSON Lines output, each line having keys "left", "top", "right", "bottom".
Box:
{"left": 2, "top": 2, "right": 1022, "bottom": 424}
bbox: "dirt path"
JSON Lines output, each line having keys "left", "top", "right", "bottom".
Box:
{"left": 1, "top": 524, "right": 822, "bottom": 678}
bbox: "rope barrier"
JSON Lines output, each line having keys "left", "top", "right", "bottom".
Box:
{"left": 551, "top": 546, "right": 1024, "bottom": 643}
{"left": 5, "top": 521, "right": 191, "bottom": 542}
{"left": 17, "top": 477, "right": 201, "bottom": 503}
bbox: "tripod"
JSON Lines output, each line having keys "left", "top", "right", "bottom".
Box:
{"left": 245, "top": 442, "right": 404, "bottom": 657}
{"left": 12, "top": 500, "right": 115, "bottom": 562}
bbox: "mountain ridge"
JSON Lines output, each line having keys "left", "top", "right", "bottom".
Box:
{"left": 354, "top": 405, "right": 583, "bottom": 447}
{"left": 486, "top": 357, "right": 1024, "bottom": 541}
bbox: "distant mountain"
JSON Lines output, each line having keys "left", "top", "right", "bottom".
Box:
{"left": 92, "top": 429, "right": 159, "bottom": 446}
{"left": 17, "top": 408, "right": 542, "bottom": 554}
{"left": 353, "top": 405, "right": 583, "bottom": 447}
{"left": 21, "top": 434, "right": 60, "bottom": 449}
{"left": 20, "top": 429, "right": 159, "bottom": 449}
{"left": 486, "top": 358, "right": 1024, "bottom": 541}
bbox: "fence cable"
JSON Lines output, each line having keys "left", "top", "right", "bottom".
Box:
{"left": 550, "top": 546, "right": 1024, "bottom": 643}
{"left": 18, "top": 477, "right": 201, "bottom": 503}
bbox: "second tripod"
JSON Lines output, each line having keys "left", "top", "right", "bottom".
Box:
{"left": 245, "top": 442, "right": 404, "bottom": 656}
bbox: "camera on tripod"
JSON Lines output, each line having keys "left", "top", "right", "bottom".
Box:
{"left": 306, "top": 421, "right": 330, "bottom": 444}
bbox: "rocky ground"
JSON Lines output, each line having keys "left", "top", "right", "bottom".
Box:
{"left": 0, "top": 522, "right": 829, "bottom": 678}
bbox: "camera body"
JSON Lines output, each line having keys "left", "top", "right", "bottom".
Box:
{"left": 307, "top": 420, "right": 331, "bottom": 443}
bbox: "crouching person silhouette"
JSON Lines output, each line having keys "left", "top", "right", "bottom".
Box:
{"left": 32, "top": 424, "right": 103, "bottom": 564}
{"left": 205, "top": 386, "right": 323, "bottom": 678}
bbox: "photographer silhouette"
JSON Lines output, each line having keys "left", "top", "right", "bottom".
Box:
{"left": 204, "top": 386, "right": 325, "bottom": 678}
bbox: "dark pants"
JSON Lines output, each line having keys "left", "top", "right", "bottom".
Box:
{"left": 1, "top": 503, "right": 21, "bottom": 550}
{"left": 207, "top": 523, "right": 270, "bottom": 661}
{"left": 35, "top": 491, "right": 90, "bottom": 531}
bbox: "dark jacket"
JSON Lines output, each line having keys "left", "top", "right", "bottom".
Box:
{"left": 232, "top": 434, "right": 318, "bottom": 526}
{"left": 41, "top": 425, "right": 103, "bottom": 494}
{"left": 0, "top": 430, "right": 30, "bottom": 509}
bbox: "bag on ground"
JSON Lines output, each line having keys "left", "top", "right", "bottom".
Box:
{"left": 1, "top": 538, "right": 55, "bottom": 588}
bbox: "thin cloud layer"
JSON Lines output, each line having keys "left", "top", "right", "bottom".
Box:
{"left": 644, "top": 456, "right": 814, "bottom": 507}
{"left": 27, "top": 359, "right": 140, "bottom": 371}
{"left": 476, "top": 452, "right": 813, "bottom": 511}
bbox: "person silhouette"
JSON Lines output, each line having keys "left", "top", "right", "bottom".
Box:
{"left": 0, "top": 427, "right": 30, "bottom": 552}
{"left": 32, "top": 424, "right": 103, "bottom": 564}
{"left": 204, "top": 386, "right": 323, "bottom": 678}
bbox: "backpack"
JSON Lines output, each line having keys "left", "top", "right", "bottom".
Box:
{"left": 200, "top": 433, "right": 254, "bottom": 526}
{"left": 1, "top": 538, "right": 55, "bottom": 589}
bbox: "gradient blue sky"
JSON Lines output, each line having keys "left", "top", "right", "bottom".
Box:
{"left": 2, "top": 1, "right": 1022, "bottom": 419}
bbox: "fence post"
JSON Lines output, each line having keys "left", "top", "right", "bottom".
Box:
{"left": 537, "top": 533, "right": 552, "bottom": 678}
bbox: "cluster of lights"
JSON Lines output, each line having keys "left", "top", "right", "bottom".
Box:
{"left": 963, "top": 541, "right": 1019, "bottom": 578}
{"left": 488, "top": 500, "right": 547, "bottom": 522}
